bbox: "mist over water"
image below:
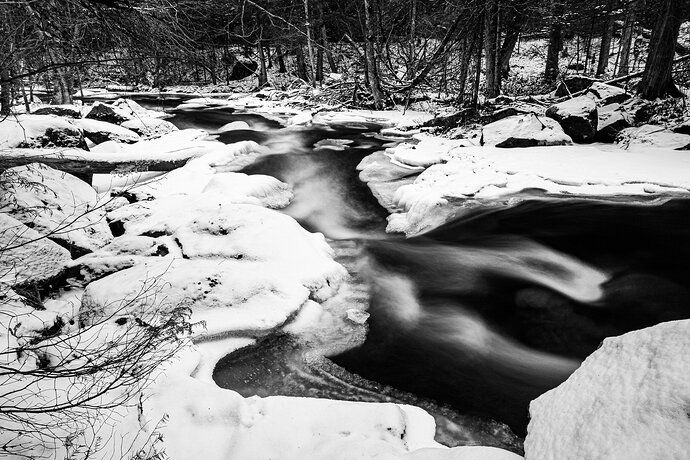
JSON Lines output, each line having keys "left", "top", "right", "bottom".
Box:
{"left": 166, "top": 106, "right": 690, "bottom": 440}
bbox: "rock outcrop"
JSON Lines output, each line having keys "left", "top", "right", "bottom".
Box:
{"left": 546, "top": 96, "right": 598, "bottom": 143}
{"left": 482, "top": 113, "right": 573, "bottom": 148}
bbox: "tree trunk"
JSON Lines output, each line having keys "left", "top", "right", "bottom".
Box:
{"left": 596, "top": 0, "right": 616, "bottom": 77}
{"left": 499, "top": 11, "right": 522, "bottom": 78}
{"left": 617, "top": 0, "right": 640, "bottom": 77}
{"left": 364, "top": 0, "right": 384, "bottom": 108}
{"left": 544, "top": 1, "right": 564, "bottom": 83}
{"left": 484, "top": 0, "right": 500, "bottom": 98}
{"left": 638, "top": 0, "right": 684, "bottom": 99}
{"left": 296, "top": 46, "right": 308, "bottom": 81}
{"left": 0, "top": 66, "right": 11, "bottom": 115}
{"left": 303, "top": 0, "right": 317, "bottom": 86}
{"left": 472, "top": 17, "right": 484, "bottom": 107}
{"left": 257, "top": 40, "right": 268, "bottom": 87}
{"left": 276, "top": 45, "right": 287, "bottom": 73}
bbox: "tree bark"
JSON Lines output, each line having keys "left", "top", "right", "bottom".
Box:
{"left": 363, "top": 0, "right": 384, "bottom": 107}
{"left": 296, "top": 45, "right": 308, "bottom": 81}
{"left": 596, "top": 0, "right": 616, "bottom": 77}
{"left": 483, "top": 0, "right": 500, "bottom": 98}
{"left": 499, "top": 11, "right": 522, "bottom": 78}
{"left": 638, "top": 0, "right": 684, "bottom": 99}
{"left": 303, "top": 0, "right": 317, "bottom": 86}
{"left": 617, "top": 0, "right": 638, "bottom": 77}
{"left": 276, "top": 45, "right": 287, "bottom": 73}
{"left": 0, "top": 66, "right": 11, "bottom": 115}
{"left": 257, "top": 40, "right": 268, "bottom": 87}
{"left": 544, "top": 0, "right": 564, "bottom": 83}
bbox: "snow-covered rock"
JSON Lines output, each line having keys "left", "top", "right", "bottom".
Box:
{"left": 120, "top": 117, "right": 178, "bottom": 137}
{"left": 0, "top": 213, "right": 71, "bottom": 288}
{"left": 481, "top": 113, "right": 572, "bottom": 147}
{"left": 80, "top": 257, "right": 311, "bottom": 334}
{"left": 595, "top": 104, "right": 632, "bottom": 143}
{"left": 525, "top": 320, "right": 690, "bottom": 460}
{"left": 33, "top": 105, "right": 82, "bottom": 118}
{"left": 84, "top": 101, "right": 133, "bottom": 124}
{"left": 554, "top": 76, "right": 597, "bottom": 97}
{"left": 71, "top": 118, "right": 141, "bottom": 144}
{"left": 107, "top": 198, "right": 346, "bottom": 301}
{"left": 0, "top": 164, "right": 113, "bottom": 255}
{"left": 546, "top": 96, "right": 598, "bottom": 143}
{"left": 586, "top": 82, "right": 631, "bottom": 105}
{"left": 617, "top": 124, "right": 690, "bottom": 150}
{"left": 0, "top": 114, "right": 85, "bottom": 148}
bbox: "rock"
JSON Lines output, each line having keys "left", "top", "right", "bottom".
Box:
{"left": 121, "top": 117, "right": 178, "bottom": 137}
{"left": 595, "top": 104, "right": 632, "bottom": 143}
{"left": 617, "top": 124, "right": 690, "bottom": 150}
{"left": 0, "top": 164, "right": 113, "bottom": 255}
{"left": 71, "top": 118, "right": 141, "bottom": 144}
{"left": 546, "top": 96, "right": 598, "bottom": 143}
{"left": 107, "top": 198, "right": 346, "bottom": 301}
{"left": 481, "top": 107, "right": 519, "bottom": 124}
{"left": 672, "top": 118, "right": 690, "bottom": 135}
{"left": 554, "top": 76, "right": 597, "bottom": 97}
{"left": 525, "top": 320, "right": 690, "bottom": 460}
{"left": 586, "top": 82, "right": 631, "bottom": 105}
{"left": 80, "top": 258, "right": 311, "bottom": 334}
{"left": 481, "top": 113, "right": 573, "bottom": 148}
{"left": 33, "top": 105, "right": 82, "bottom": 118}
{"left": 229, "top": 59, "right": 258, "bottom": 80}
{"left": 84, "top": 101, "right": 133, "bottom": 124}
{"left": 0, "top": 213, "right": 71, "bottom": 289}
{"left": 346, "top": 309, "right": 370, "bottom": 324}
{"left": 0, "top": 114, "right": 86, "bottom": 149}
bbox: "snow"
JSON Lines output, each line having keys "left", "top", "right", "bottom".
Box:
{"left": 0, "top": 213, "right": 71, "bottom": 287}
{"left": 0, "top": 114, "right": 84, "bottom": 148}
{"left": 617, "top": 124, "right": 690, "bottom": 150}
{"left": 120, "top": 117, "right": 178, "bottom": 137}
{"left": 71, "top": 118, "right": 141, "bottom": 143}
{"left": 312, "top": 109, "right": 434, "bottom": 130}
{"left": 0, "top": 164, "right": 113, "bottom": 253}
{"left": 107, "top": 198, "right": 347, "bottom": 301}
{"left": 525, "top": 320, "right": 690, "bottom": 460}
{"left": 386, "top": 145, "right": 690, "bottom": 234}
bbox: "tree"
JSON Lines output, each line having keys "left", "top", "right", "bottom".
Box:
{"left": 544, "top": 0, "right": 564, "bottom": 83}
{"left": 596, "top": 0, "right": 616, "bottom": 76}
{"left": 363, "top": 0, "right": 384, "bottom": 108}
{"left": 484, "top": 0, "right": 501, "bottom": 98}
{"left": 617, "top": 0, "right": 641, "bottom": 77}
{"left": 638, "top": 0, "right": 685, "bottom": 99}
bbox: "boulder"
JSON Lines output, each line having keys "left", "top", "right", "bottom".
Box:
{"left": 0, "top": 213, "right": 71, "bottom": 289}
{"left": 481, "top": 113, "right": 573, "bottom": 148}
{"left": 0, "top": 115, "right": 86, "bottom": 149}
{"left": 546, "top": 96, "right": 598, "bottom": 143}
{"left": 33, "top": 105, "right": 82, "bottom": 118}
{"left": 586, "top": 82, "right": 631, "bottom": 105}
{"left": 0, "top": 164, "right": 113, "bottom": 256}
{"left": 672, "top": 118, "right": 690, "bottom": 135}
{"left": 229, "top": 59, "right": 258, "bottom": 80}
{"left": 554, "top": 76, "right": 597, "bottom": 97}
{"left": 525, "top": 320, "right": 690, "bottom": 460}
{"left": 120, "top": 117, "right": 178, "bottom": 137}
{"left": 84, "top": 101, "right": 133, "bottom": 124}
{"left": 595, "top": 104, "right": 632, "bottom": 143}
{"left": 71, "top": 118, "right": 141, "bottom": 144}
{"left": 481, "top": 107, "right": 519, "bottom": 124}
{"left": 617, "top": 124, "right": 690, "bottom": 150}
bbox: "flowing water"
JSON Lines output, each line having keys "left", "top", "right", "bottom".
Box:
{"left": 156, "top": 102, "right": 690, "bottom": 450}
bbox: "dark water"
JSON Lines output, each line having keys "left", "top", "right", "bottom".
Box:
{"left": 161, "top": 103, "right": 690, "bottom": 445}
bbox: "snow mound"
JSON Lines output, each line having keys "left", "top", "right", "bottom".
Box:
{"left": 0, "top": 213, "right": 71, "bottom": 287}
{"left": 481, "top": 114, "right": 572, "bottom": 147}
{"left": 80, "top": 258, "right": 310, "bottom": 335}
{"left": 389, "top": 134, "right": 465, "bottom": 167}
{"left": 121, "top": 117, "right": 178, "bottom": 137}
{"left": 107, "top": 198, "right": 347, "bottom": 301}
{"left": 0, "top": 114, "right": 85, "bottom": 148}
{"left": 0, "top": 164, "right": 112, "bottom": 254}
{"left": 71, "top": 118, "right": 141, "bottom": 144}
{"left": 617, "top": 124, "right": 690, "bottom": 150}
{"left": 525, "top": 320, "right": 690, "bottom": 460}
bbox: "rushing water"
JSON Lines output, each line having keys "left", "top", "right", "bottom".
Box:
{"left": 159, "top": 103, "right": 690, "bottom": 448}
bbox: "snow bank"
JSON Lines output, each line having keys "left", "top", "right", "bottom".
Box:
{"left": 388, "top": 145, "right": 690, "bottom": 234}
{"left": 617, "top": 124, "right": 690, "bottom": 150}
{"left": 0, "top": 164, "right": 113, "bottom": 253}
{"left": 0, "top": 114, "right": 85, "bottom": 148}
{"left": 525, "top": 320, "right": 690, "bottom": 460}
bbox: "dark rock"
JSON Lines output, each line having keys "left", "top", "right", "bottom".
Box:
{"left": 481, "top": 107, "right": 519, "bottom": 124}
{"left": 587, "top": 82, "right": 631, "bottom": 105}
{"left": 546, "top": 96, "right": 598, "bottom": 143}
{"left": 596, "top": 109, "right": 632, "bottom": 143}
{"left": 33, "top": 105, "right": 82, "bottom": 118}
{"left": 230, "top": 60, "right": 258, "bottom": 80}
{"left": 85, "top": 101, "right": 132, "bottom": 124}
{"left": 554, "top": 76, "right": 597, "bottom": 97}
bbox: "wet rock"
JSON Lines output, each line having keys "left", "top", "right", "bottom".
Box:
{"left": 84, "top": 101, "right": 133, "bottom": 124}
{"left": 33, "top": 105, "right": 82, "bottom": 118}
{"left": 481, "top": 113, "right": 572, "bottom": 148}
{"left": 525, "top": 320, "right": 690, "bottom": 460}
{"left": 546, "top": 96, "right": 598, "bottom": 143}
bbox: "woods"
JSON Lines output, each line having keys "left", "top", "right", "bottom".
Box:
{"left": 0, "top": 0, "right": 688, "bottom": 115}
